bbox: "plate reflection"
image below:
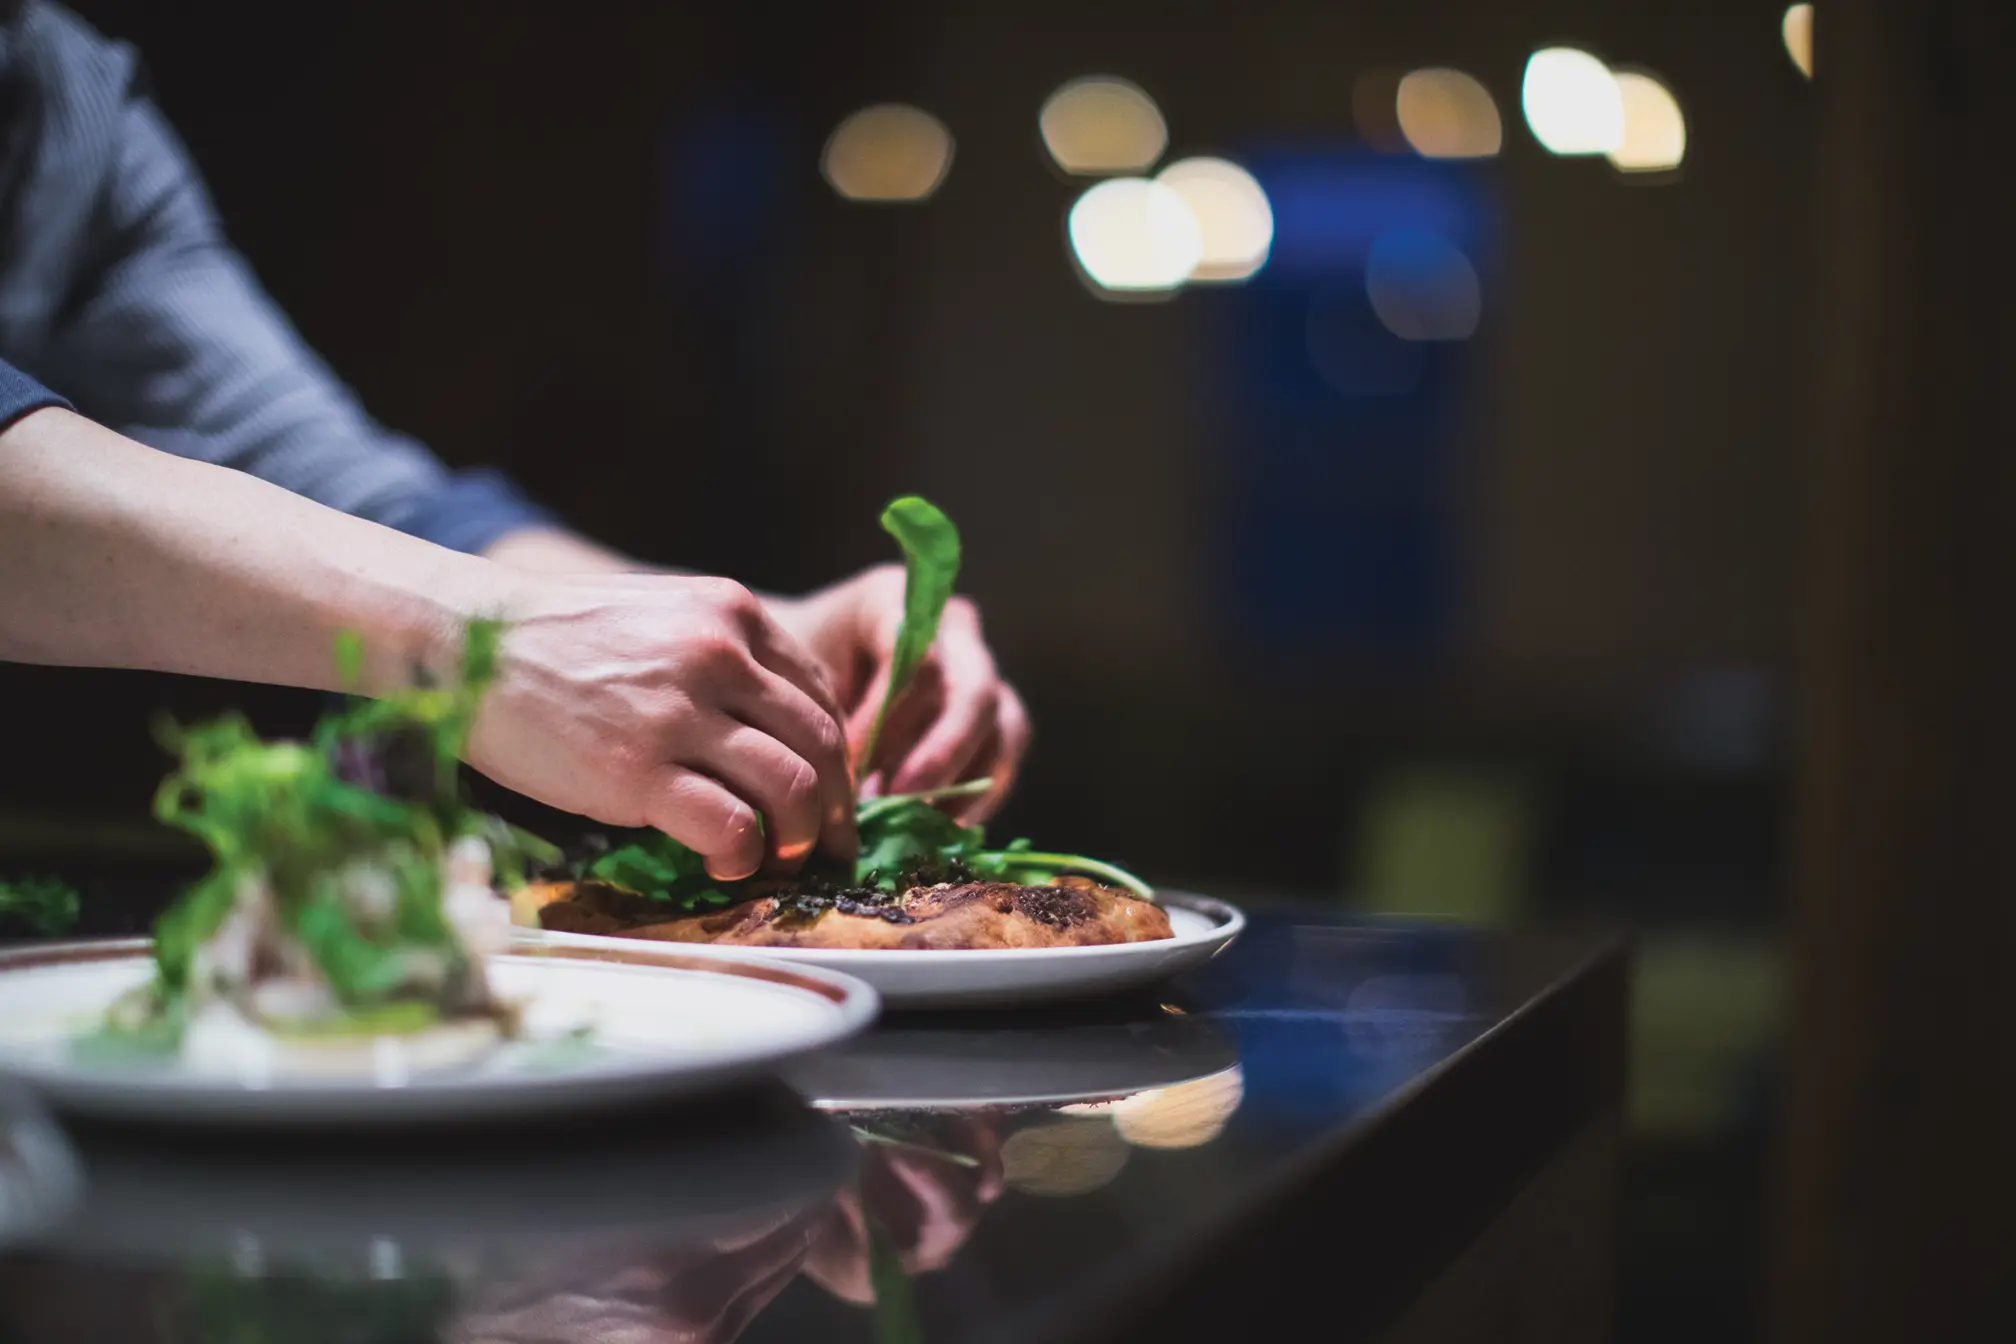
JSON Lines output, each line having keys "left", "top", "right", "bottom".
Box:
{"left": 0, "top": 1020, "right": 1248, "bottom": 1344}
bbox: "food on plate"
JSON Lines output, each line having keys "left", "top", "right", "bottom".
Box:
{"left": 522, "top": 497, "right": 1167, "bottom": 952}
{"left": 95, "top": 621, "right": 559, "bottom": 1078}
{"left": 525, "top": 874, "right": 1171, "bottom": 950}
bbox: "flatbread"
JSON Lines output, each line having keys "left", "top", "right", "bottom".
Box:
{"left": 522, "top": 876, "right": 1172, "bottom": 951}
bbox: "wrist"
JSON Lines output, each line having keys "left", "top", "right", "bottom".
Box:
{"left": 348, "top": 548, "right": 512, "bottom": 697}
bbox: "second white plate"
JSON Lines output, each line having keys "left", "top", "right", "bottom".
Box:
{"left": 529, "top": 891, "right": 1245, "bottom": 1009}
{"left": 0, "top": 939, "right": 879, "bottom": 1126}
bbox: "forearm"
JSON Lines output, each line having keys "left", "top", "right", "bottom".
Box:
{"left": 481, "top": 526, "right": 653, "bottom": 575}
{"left": 0, "top": 409, "right": 493, "bottom": 695}
{"left": 482, "top": 526, "right": 811, "bottom": 619}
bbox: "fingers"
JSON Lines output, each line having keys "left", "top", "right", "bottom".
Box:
{"left": 703, "top": 585, "right": 854, "bottom": 866}
{"left": 743, "top": 604, "right": 847, "bottom": 735}
{"left": 691, "top": 720, "right": 832, "bottom": 876}
{"left": 638, "top": 766, "right": 766, "bottom": 882}
{"left": 729, "top": 667, "right": 858, "bottom": 864}
{"left": 960, "top": 684, "right": 1031, "bottom": 826}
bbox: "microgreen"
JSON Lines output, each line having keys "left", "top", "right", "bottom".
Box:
{"left": 147, "top": 620, "right": 533, "bottom": 1004}
{"left": 0, "top": 875, "right": 79, "bottom": 934}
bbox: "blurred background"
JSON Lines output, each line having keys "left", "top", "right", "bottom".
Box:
{"left": 0, "top": 1, "right": 1828, "bottom": 1338}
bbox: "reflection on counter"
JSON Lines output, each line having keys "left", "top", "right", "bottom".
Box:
{"left": 0, "top": 1082, "right": 80, "bottom": 1251}
{"left": 0, "top": 1050, "right": 1253, "bottom": 1343}
{"left": 0, "top": 1086, "right": 859, "bottom": 1342}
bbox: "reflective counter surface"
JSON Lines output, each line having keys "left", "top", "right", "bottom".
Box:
{"left": 0, "top": 908, "right": 1626, "bottom": 1344}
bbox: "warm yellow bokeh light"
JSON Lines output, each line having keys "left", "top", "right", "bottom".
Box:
{"left": 1155, "top": 157, "right": 1273, "bottom": 283}
{"left": 1521, "top": 47, "right": 1624, "bottom": 155}
{"left": 1066, "top": 177, "right": 1202, "bottom": 297}
{"left": 1608, "top": 71, "right": 1687, "bottom": 173}
{"left": 1396, "top": 68, "right": 1503, "bottom": 159}
{"left": 820, "top": 104, "right": 954, "bottom": 202}
{"left": 1110, "top": 1067, "right": 1245, "bottom": 1149}
{"left": 1783, "top": 5, "right": 1815, "bottom": 79}
{"left": 1040, "top": 76, "right": 1168, "bottom": 175}
{"left": 1001, "top": 1119, "right": 1130, "bottom": 1196}
{"left": 1365, "top": 231, "right": 1481, "bottom": 341}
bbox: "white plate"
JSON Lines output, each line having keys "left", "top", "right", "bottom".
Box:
{"left": 0, "top": 939, "right": 878, "bottom": 1126}
{"left": 531, "top": 890, "right": 1245, "bottom": 1010}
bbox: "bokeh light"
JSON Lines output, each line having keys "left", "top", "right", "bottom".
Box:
{"left": 1396, "top": 68, "right": 1503, "bottom": 159}
{"left": 1110, "top": 1067, "right": 1245, "bottom": 1149}
{"left": 1365, "top": 230, "right": 1481, "bottom": 341}
{"left": 1521, "top": 47, "right": 1624, "bottom": 155}
{"left": 1001, "top": 1118, "right": 1130, "bottom": 1196}
{"left": 1066, "top": 177, "right": 1202, "bottom": 297}
{"left": 1155, "top": 157, "right": 1273, "bottom": 283}
{"left": 820, "top": 104, "right": 955, "bottom": 202}
{"left": 1608, "top": 71, "right": 1687, "bottom": 174}
{"left": 1783, "top": 5, "right": 1815, "bottom": 79}
{"left": 1040, "top": 76, "right": 1168, "bottom": 175}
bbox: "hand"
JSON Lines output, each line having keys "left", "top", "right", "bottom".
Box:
{"left": 801, "top": 1116, "right": 1006, "bottom": 1304}
{"left": 770, "top": 565, "right": 1030, "bottom": 824}
{"left": 463, "top": 571, "right": 857, "bottom": 880}
{"left": 444, "top": 1210, "right": 823, "bottom": 1344}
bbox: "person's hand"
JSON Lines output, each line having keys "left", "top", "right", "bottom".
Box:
{"left": 769, "top": 565, "right": 1029, "bottom": 824}
{"left": 462, "top": 571, "right": 856, "bottom": 880}
{"left": 801, "top": 1117, "right": 1006, "bottom": 1304}
{"left": 444, "top": 1210, "right": 823, "bottom": 1344}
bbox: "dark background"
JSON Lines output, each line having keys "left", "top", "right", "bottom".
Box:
{"left": 1, "top": 2, "right": 1816, "bottom": 1338}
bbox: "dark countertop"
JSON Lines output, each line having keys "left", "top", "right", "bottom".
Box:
{"left": 0, "top": 905, "right": 1627, "bottom": 1344}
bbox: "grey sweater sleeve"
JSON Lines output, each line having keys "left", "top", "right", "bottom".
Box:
{"left": 0, "top": 355, "right": 67, "bottom": 429}
{"left": 27, "top": 34, "right": 553, "bottom": 553}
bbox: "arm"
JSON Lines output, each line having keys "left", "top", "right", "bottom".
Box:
{"left": 34, "top": 78, "right": 551, "bottom": 555}
{"left": 0, "top": 405, "right": 478, "bottom": 694}
{"left": 19, "top": 45, "right": 1023, "bottom": 814}
{"left": 0, "top": 403, "right": 854, "bottom": 879}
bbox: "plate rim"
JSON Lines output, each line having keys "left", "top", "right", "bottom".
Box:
{"left": 0, "top": 937, "right": 881, "bottom": 1118}
{"left": 525, "top": 889, "right": 1247, "bottom": 966}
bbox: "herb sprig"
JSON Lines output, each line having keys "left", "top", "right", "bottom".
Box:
{"left": 147, "top": 619, "right": 557, "bottom": 1002}
{"left": 0, "top": 876, "right": 80, "bottom": 934}
{"left": 580, "top": 497, "right": 1152, "bottom": 908}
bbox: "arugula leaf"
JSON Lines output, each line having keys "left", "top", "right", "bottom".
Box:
{"left": 0, "top": 876, "right": 79, "bottom": 934}
{"left": 853, "top": 798, "right": 980, "bottom": 889}
{"left": 965, "top": 847, "right": 1155, "bottom": 898}
{"left": 857, "top": 496, "right": 962, "bottom": 776}
{"left": 588, "top": 832, "right": 735, "bottom": 910}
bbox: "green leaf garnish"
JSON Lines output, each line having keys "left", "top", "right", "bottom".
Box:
{"left": 857, "top": 495, "right": 962, "bottom": 776}
{"left": 0, "top": 875, "right": 80, "bottom": 934}
{"left": 144, "top": 622, "right": 513, "bottom": 1008}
